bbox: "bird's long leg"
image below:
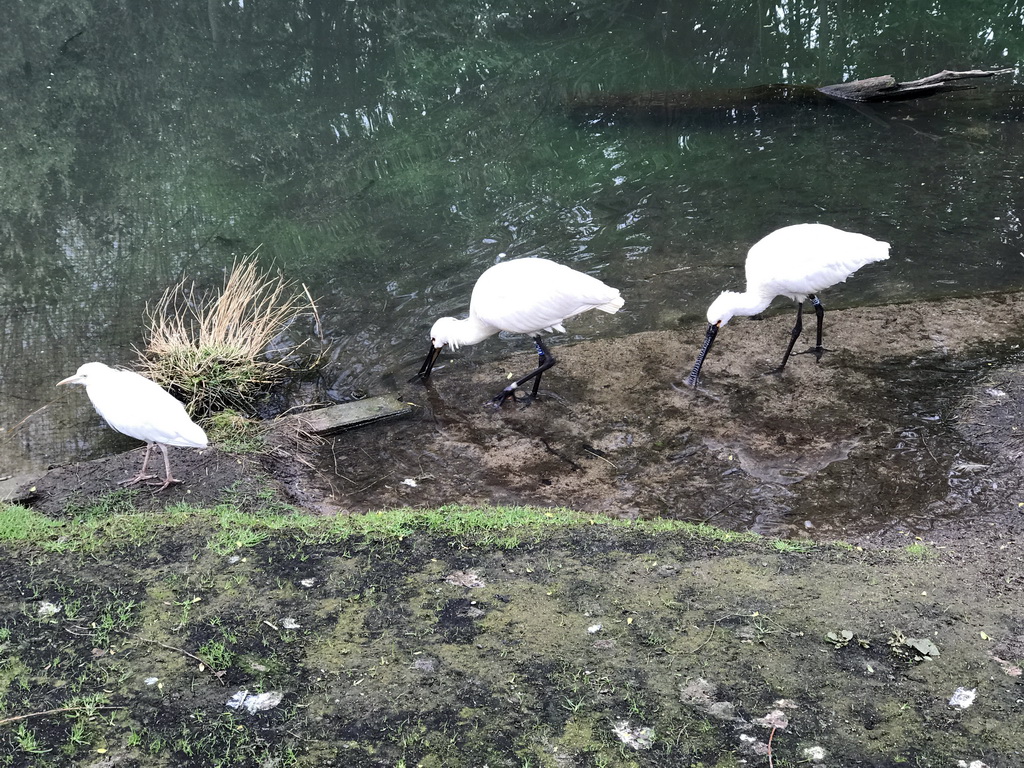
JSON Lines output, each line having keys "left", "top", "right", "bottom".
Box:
{"left": 491, "top": 336, "right": 557, "bottom": 407}
{"left": 773, "top": 301, "right": 805, "bottom": 373}
{"left": 792, "top": 295, "right": 830, "bottom": 361}
{"left": 153, "top": 443, "right": 182, "bottom": 492}
{"left": 811, "top": 295, "right": 824, "bottom": 348}
{"left": 810, "top": 295, "right": 828, "bottom": 361}
{"left": 529, "top": 338, "right": 551, "bottom": 399}
{"left": 121, "top": 443, "right": 158, "bottom": 486}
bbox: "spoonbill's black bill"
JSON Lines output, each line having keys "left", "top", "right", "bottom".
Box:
{"left": 412, "top": 257, "right": 624, "bottom": 405}
{"left": 686, "top": 223, "right": 890, "bottom": 387}
{"left": 57, "top": 362, "right": 208, "bottom": 490}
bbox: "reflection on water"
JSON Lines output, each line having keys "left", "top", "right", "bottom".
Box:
{"left": 2, "top": 1, "right": 1024, "bottom": 487}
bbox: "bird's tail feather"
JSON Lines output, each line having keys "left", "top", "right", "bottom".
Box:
{"left": 597, "top": 294, "right": 625, "bottom": 314}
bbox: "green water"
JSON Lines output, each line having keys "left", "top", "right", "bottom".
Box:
{"left": 2, "top": 0, "right": 1023, "bottom": 475}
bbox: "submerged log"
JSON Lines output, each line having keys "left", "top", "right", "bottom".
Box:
{"left": 567, "top": 68, "right": 1015, "bottom": 120}
{"left": 278, "top": 393, "right": 415, "bottom": 436}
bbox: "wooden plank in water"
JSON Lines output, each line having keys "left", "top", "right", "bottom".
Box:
{"left": 280, "top": 394, "right": 416, "bottom": 436}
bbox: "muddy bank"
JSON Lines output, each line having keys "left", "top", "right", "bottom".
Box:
{"left": 0, "top": 507, "right": 1021, "bottom": 767}
{"left": 286, "top": 291, "right": 1024, "bottom": 545}
{"left": 19, "top": 292, "right": 1024, "bottom": 543}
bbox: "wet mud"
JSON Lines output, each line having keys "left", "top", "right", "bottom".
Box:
{"left": 305, "top": 291, "right": 1024, "bottom": 544}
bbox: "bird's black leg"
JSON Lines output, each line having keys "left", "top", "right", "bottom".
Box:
{"left": 792, "top": 295, "right": 829, "bottom": 361}
{"left": 773, "top": 301, "right": 804, "bottom": 373}
{"left": 810, "top": 295, "right": 827, "bottom": 361}
{"left": 529, "top": 338, "right": 550, "bottom": 399}
{"left": 491, "top": 336, "right": 557, "bottom": 407}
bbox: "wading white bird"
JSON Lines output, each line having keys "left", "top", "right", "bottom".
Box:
{"left": 412, "top": 257, "right": 625, "bottom": 405}
{"left": 686, "top": 223, "right": 890, "bottom": 387}
{"left": 57, "top": 362, "right": 209, "bottom": 490}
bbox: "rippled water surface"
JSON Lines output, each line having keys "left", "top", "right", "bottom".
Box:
{"left": 3, "top": 0, "right": 1024, "bottom": 478}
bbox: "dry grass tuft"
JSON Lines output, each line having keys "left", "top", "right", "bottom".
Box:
{"left": 137, "top": 251, "right": 321, "bottom": 416}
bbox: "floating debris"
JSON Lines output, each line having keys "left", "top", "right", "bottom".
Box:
{"left": 227, "top": 690, "right": 284, "bottom": 714}
{"left": 948, "top": 687, "right": 977, "bottom": 709}
{"left": 612, "top": 720, "right": 654, "bottom": 750}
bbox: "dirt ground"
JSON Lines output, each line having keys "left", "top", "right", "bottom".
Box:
{"left": 7, "top": 290, "right": 1024, "bottom": 766}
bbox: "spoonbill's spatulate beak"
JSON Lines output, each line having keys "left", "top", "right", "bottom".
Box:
{"left": 685, "top": 322, "right": 719, "bottom": 388}
{"left": 410, "top": 344, "right": 443, "bottom": 383}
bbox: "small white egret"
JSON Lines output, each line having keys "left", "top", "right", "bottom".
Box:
{"left": 686, "top": 223, "right": 890, "bottom": 386}
{"left": 57, "top": 362, "right": 209, "bottom": 490}
{"left": 412, "top": 257, "right": 624, "bottom": 405}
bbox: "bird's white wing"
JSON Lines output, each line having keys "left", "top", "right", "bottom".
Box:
{"left": 87, "top": 369, "right": 207, "bottom": 448}
{"left": 472, "top": 259, "right": 622, "bottom": 335}
{"left": 748, "top": 224, "right": 889, "bottom": 299}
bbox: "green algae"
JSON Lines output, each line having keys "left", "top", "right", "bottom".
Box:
{"left": 0, "top": 502, "right": 1020, "bottom": 766}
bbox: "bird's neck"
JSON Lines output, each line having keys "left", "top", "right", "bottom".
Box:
{"left": 446, "top": 316, "right": 499, "bottom": 349}
{"left": 720, "top": 290, "right": 775, "bottom": 323}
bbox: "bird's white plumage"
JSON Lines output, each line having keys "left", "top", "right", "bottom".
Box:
{"left": 430, "top": 257, "right": 624, "bottom": 349}
{"left": 59, "top": 362, "right": 208, "bottom": 448}
{"left": 707, "top": 223, "right": 890, "bottom": 326}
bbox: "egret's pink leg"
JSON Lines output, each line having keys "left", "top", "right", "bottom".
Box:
{"left": 121, "top": 443, "right": 158, "bottom": 486}
{"left": 154, "top": 443, "right": 182, "bottom": 491}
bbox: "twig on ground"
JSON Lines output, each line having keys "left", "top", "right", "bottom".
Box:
{"left": 0, "top": 706, "right": 125, "bottom": 727}
{"left": 139, "top": 637, "right": 225, "bottom": 685}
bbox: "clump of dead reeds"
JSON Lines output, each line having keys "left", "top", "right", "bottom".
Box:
{"left": 137, "top": 251, "right": 320, "bottom": 416}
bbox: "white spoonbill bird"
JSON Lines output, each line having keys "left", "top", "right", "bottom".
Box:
{"left": 686, "top": 223, "right": 890, "bottom": 387}
{"left": 412, "top": 257, "right": 624, "bottom": 405}
{"left": 57, "top": 362, "right": 209, "bottom": 490}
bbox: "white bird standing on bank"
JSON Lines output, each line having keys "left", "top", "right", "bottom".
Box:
{"left": 686, "top": 223, "right": 890, "bottom": 387}
{"left": 412, "top": 257, "right": 625, "bottom": 405}
{"left": 57, "top": 362, "right": 209, "bottom": 490}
